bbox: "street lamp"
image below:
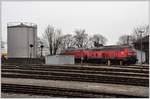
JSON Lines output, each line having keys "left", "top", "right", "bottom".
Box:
{"left": 29, "top": 44, "right": 34, "bottom": 58}
{"left": 81, "top": 47, "right": 85, "bottom": 64}
{"left": 40, "top": 44, "right": 44, "bottom": 57}
{"left": 127, "top": 35, "right": 130, "bottom": 46}
{"left": 138, "top": 29, "right": 145, "bottom": 65}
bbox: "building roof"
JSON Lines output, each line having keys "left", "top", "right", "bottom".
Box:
{"left": 7, "top": 22, "right": 37, "bottom": 28}
{"left": 63, "top": 45, "right": 132, "bottom": 52}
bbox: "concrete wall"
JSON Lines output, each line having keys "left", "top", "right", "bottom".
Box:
{"left": 45, "top": 55, "right": 74, "bottom": 65}
{"left": 7, "top": 24, "right": 37, "bottom": 58}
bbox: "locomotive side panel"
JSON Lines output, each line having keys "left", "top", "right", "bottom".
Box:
{"left": 61, "top": 46, "right": 137, "bottom": 64}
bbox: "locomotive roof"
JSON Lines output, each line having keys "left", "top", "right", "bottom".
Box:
{"left": 64, "top": 45, "right": 132, "bottom": 52}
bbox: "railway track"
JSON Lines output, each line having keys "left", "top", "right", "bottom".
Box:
{"left": 2, "top": 68, "right": 148, "bottom": 77}
{"left": 2, "top": 64, "right": 149, "bottom": 86}
{"left": 2, "top": 64, "right": 149, "bottom": 97}
{"left": 76, "top": 63, "right": 149, "bottom": 69}
{"left": 2, "top": 64, "right": 149, "bottom": 73}
{"left": 2, "top": 84, "right": 135, "bottom": 98}
{"left": 2, "top": 73, "right": 148, "bottom": 87}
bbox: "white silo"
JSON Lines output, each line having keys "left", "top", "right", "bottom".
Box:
{"left": 7, "top": 22, "right": 37, "bottom": 58}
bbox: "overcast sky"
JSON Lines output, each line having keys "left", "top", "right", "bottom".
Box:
{"left": 2, "top": 1, "right": 149, "bottom": 45}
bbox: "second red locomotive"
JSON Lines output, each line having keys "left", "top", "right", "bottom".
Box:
{"left": 61, "top": 45, "right": 137, "bottom": 65}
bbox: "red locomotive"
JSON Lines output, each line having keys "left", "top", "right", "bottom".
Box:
{"left": 61, "top": 45, "right": 137, "bottom": 65}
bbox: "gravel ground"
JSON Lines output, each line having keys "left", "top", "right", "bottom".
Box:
{"left": 1, "top": 92, "right": 53, "bottom": 98}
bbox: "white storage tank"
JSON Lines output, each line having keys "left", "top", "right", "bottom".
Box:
{"left": 7, "top": 22, "right": 37, "bottom": 58}
{"left": 45, "top": 55, "right": 75, "bottom": 65}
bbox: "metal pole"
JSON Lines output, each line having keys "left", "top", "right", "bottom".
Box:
{"left": 40, "top": 44, "right": 44, "bottom": 58}
{"left": 139, "top": 28, "right": 144, "bottom": 67}
{"left": 30, "top": 47, "right": 32, "bottom": 58}
{"left": 127, "top": 35, "right": 129, "bottom": 45}
{"left": 41, "top": 47, "right": 42, "bottom": 57}
{"left": 81, "top": 48, "right": 84, "bottom": 64}
{"left": 29, "top": 44, "right": 34, "bottom": 64}
{"left": 30, "top": 48, "right": 32, "bottom": 58}
{"left": 108, "top": 60, "right": 111, "bottom": 66}
{"left": 41, "top": 47, "right": 43, "bottom": 57}
{"left": 140, "top": 33, "right": 142, "bottom": 65}
{"left": 29, "top": 47, "right": 31, "bottom": 64}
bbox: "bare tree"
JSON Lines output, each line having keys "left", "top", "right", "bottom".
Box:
{"left": 73, "top": 29, "right": 89, "bottom": 48}
{"left": 117, "top": 34, "right": 135, "bottom": 45}
{"left": 132, "top": 25, "right": 149, "bottom": 40}
{"left": 90, "top": 34, "right": 107, "bottom": 47}
{"left": 53, "top": 29, "right": 62, "bottom": 55}
{"left": 117, "top": 25, "right": 149, "bottom": 45}
{"left": 43, "top": 25, "right": 62, "bottom": 55}
{"left": 60, "top": 34, "right": 75, "bottom": 50}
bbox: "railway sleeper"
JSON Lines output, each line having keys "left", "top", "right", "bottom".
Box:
{"left": 2, "top": 65, "right": 149, "bottom": 74}
{"left": 2, "top": 69, "right": 149, "bottom": 77}
{"left": 1, "top": 84, "right": 144, "bottom": 98}
{"left": 2, "top": 73, "right": 149, "bottom": 87}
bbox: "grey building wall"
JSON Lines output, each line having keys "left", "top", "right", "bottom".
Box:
{"left": 7, "top": 23, "right": 37, "bottom": 58}
{"left": 45, "top": 55, "right": 75, "bottom": 65}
